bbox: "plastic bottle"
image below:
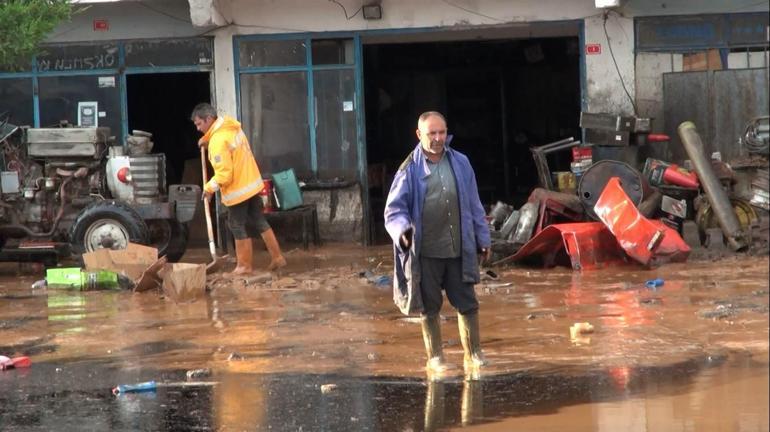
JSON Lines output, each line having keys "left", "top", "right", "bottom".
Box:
{"left": 112, "top": 380, "right": 157, "bottom": 395}
{"left": 645, "top": 278, "right": 665, "bottom": 289}
{"left": 45, "top": 268, "right": 134, "bottom": 291}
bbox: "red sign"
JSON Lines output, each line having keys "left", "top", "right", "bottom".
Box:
{"left": 93, "top": 19, "right": 109, "bottom": 32}
{"left": 585, "top": 44, "right": 601, "bottom": 55}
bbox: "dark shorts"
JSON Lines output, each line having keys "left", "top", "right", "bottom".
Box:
{"left": 419, "top": 256, "right": 479, "bottom": 316}
{"left": 227, "top": 194, "right": 271, "bottom": 240}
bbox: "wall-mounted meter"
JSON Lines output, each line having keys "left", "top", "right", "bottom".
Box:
{"left": 77, "top": 101, "right": 99, "bottom": 127}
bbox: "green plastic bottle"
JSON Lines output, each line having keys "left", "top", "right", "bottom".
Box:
{"left": 45, "top": 268, "right": 133, "bottom": 291}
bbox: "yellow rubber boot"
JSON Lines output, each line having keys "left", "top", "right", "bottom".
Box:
{"left": 457, "top": 312, "right": 488, "bottom": 379}
{"left": 421, "top": 314, "right": 450, "bottom": 378}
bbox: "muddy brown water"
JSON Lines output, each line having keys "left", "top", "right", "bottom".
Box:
{"left": 1, "top": 244, "right": 767, "bottom": 431}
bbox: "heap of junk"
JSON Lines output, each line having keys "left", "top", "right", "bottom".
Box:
{"left": 487, "top": 112, "right": 769, "bottom": 271}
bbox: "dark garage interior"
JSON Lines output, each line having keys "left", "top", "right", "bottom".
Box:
{"left": 127, "top": 72, "right": 212, "bottom": 245}
{"left": 127, "top": 72, "right": 210, "bottom": 186}
{"left": 363, "top": 36, "right": 582, "bottom": 243}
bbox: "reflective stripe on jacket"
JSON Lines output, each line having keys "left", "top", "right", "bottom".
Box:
{"left": 201, "top": 116, "right": 264, "bottom": 207}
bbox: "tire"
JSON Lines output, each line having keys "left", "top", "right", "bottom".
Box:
{"left": 69, "top": 200, "right": 150, "bottom": 256}
{"left": 147, "top": 219, "right": 189, "bottom": 262}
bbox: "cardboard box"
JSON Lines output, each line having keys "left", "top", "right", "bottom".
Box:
{"left": 159, "top": 263, "right": 206, "bottom": 302}
{"left": 83, "top": 243, "right": 158, "bottom": 281}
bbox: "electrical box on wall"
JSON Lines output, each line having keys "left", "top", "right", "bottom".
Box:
{"left": 595, "top": 0, "right": 621, "bottom": 8}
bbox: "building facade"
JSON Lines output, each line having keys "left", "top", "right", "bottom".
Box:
{"left": 1, "top": 0, "right": 767, "bottom": 244}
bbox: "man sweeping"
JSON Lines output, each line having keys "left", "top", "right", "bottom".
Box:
{"left": 192, "top": 103, "right": 286, "bottom": 274}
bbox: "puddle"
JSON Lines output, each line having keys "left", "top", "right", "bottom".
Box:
{"left": 0, "top": 246, "right": 767, "bottom": 430}
{"left": 0, "top": 355, "right": 766, "bottom": 431}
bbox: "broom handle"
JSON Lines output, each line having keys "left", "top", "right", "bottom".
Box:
{"left": 200, "top": 146, "right": 217, "bottom": 259}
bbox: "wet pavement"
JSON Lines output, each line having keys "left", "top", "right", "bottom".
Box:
{"left": 0, "top": 244, "right": 768, "bottom": 431}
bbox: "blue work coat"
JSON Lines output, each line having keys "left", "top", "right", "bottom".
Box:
{"left": 384, "top": 139, "right": 491, "bottom": 315}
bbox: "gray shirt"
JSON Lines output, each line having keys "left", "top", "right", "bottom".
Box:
{"left": 420, "top": 153, "right": 461, "bottom": 258}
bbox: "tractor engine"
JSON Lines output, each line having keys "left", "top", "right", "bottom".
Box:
{"left": 0, "top": 125, "right": 110, "bottom": 241}
{"left": 0, "top": 121, "right": 197, "bottom": 263}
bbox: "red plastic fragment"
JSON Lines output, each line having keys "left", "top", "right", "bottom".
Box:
{"left": 594, "top": 177, "right": 690, "bottom": 266}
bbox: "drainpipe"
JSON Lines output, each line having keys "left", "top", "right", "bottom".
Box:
{"left": 677, "top": 121, "right": 748, "bottom": 252}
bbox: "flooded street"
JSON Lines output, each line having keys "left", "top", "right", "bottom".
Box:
{"left": 1, "top": 244, "right": 768, "bottom": 431}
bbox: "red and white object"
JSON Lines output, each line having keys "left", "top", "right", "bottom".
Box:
{"left": 0, "top": 355, "right": 31, "bottom": 370}
{"left": 662, "top": 164, "right": 699, "bottom": 189}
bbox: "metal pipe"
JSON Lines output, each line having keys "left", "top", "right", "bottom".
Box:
{"left": 677, "top": 121, "right": 748, "bottom": 251}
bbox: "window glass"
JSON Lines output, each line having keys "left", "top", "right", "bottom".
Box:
{"left": 36, "top": 43, "right": 119, "bottom": 72}
{"left": 311, "top": 39, "right": 354, "bottom": 65}
{"left": 240, "top": 72, "right": 310, "bottom": 178}
{"left": 238, "top": 40, "right": 306, "bottom": 68}
{"left": 0, "top": 78, "right": 34, "bottom": 126}
{"left": 125, "top": 38, "right": 214, "bottom": 67}
{"left": 38, "top": 75, "right": 122, "bottom": 137}
{"left": 314, "top": 69, "right": 358, "bottom": 180}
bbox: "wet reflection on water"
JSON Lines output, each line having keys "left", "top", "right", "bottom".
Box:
{"left": 1, "top": 354, "right": 767, "bottom": 431}
{"left": 0, "top": 247, "right": 767, "bottom": 430}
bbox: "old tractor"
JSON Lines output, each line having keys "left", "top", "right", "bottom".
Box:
{"left": 0, "top": 118, "right": 199, "bottom": 265}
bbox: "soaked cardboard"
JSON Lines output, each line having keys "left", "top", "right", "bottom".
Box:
{"left": 82, "top": 243, "right": 158, "bottom": 281}
{"left": 160, "top": 263, "right": 206, "bottom": 302}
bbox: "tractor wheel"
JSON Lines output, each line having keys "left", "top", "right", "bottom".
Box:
{"left": 147, "top": 219, "right": 189, "bottom": 262}
{"left": 69, "top": 200, "right": 149, "bottom": 256}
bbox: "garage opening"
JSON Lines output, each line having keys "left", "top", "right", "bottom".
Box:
{"left": 127, "top": 72, "right": 210, "bottom": 184}
{"left": 126, "top": 72, "right": 211, "bottom": 246}
{"left": 363, "top": 29, "right": 582, "bottom": 243}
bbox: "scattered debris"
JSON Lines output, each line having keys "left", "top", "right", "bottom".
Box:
{"left": 359, "top": 270, "right": 391, "bottom": 287}
{"left": 134, "top": 256, "right": 168, "bottom": 292}
{"left": 83, "top": 243, "right": 158, "bottom": 281}
{"left": 112, "top": 379, "right": 218, "bottom": 395}
{"left": 569, "top": 322, "right": 594, "bottom": 339}
{"left": 595, "top": 177, "right": 690, "bottom": 266}
{"left": 243, "top": 272, "right": 272, "bottom": 285}
{"left": 112, "top": 380, "right": 157, "bottom": 395}
{"left": 645, "top": 278, "right": 665, "bottom": 289}
{"left": 0, "top": 356, "right": 31, "bottom": 370}
{"left": 698, "top": 301, "right": 769, "bottom": 319}
{"left": 526, "top": 312, "right": 556, "bottom": 320}
{"left": 480, "top": 269, "right": 498, "bottom": 281}
{"left": 44, "top": 268, "right": 135, "bottom": 291}
{"left": 699, "top": 304, "right": 737, "bottom": 320}
{"left": 321, "top": 383, "right": 338, "bottom": 394}
{"left": 640, "top": 297, "right": 664, "bottom": 306}
{"left": 186, "top": 368, "right": 212, "bottom": 380}
{"left": 159, "top": 263, "right": 206, "bottom": 302}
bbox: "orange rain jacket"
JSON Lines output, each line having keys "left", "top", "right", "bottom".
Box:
{"left": 201, "top": 116, "right": 264, "bottom": 207}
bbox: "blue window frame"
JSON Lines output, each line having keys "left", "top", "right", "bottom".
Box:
{"left": 234, "top": 33, "right": 365, "bottom": 183}
{"left": 0, "top": 38, "right": 214, "bottom": 145}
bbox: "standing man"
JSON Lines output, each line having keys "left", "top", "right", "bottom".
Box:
{"left": 384, "top": 111, "right": 491, "bottom": 377}
{"left": 191, "top": 103, "right": 286, "bottom": 274}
